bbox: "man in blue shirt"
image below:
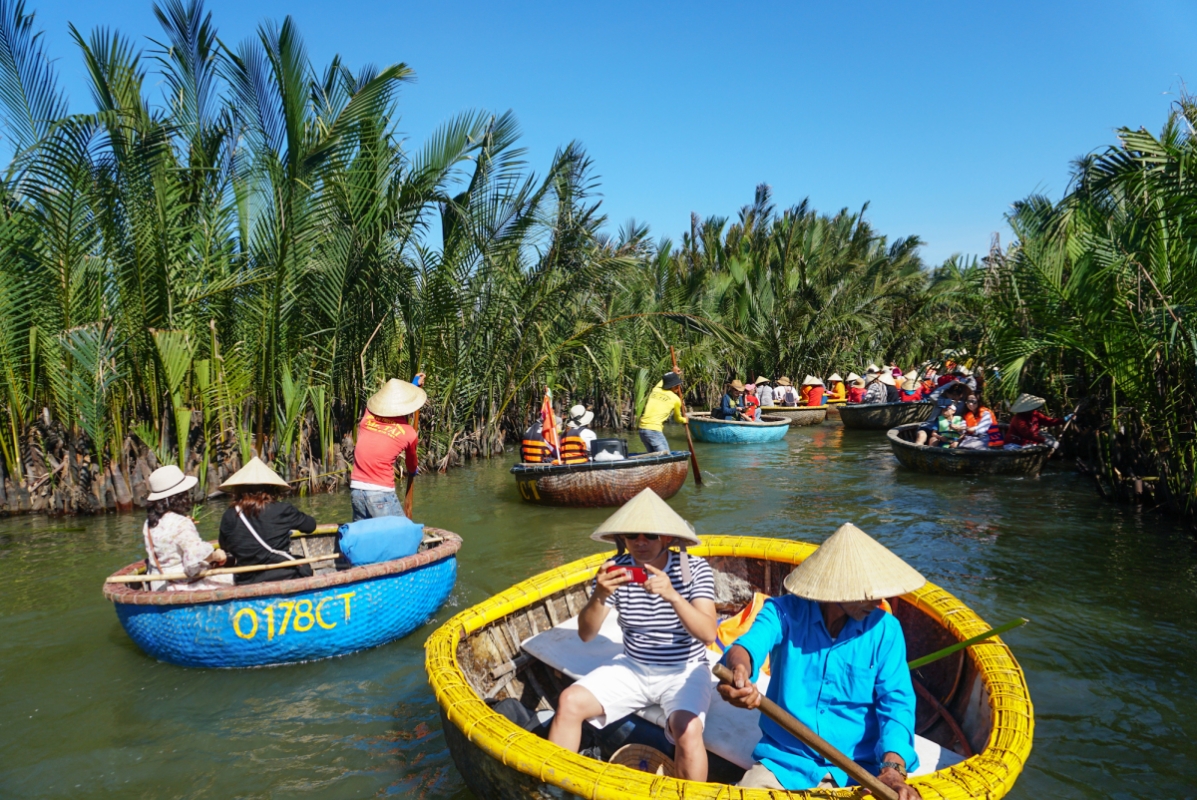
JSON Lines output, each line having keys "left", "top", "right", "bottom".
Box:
{"left": 717, "top": 523, "right": 925, "bottom": 799}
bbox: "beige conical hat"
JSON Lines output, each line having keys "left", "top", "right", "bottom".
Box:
{"left": 828, "top": 373, "right": 843, "bottom": 383}
{"left": 879, "top": 372, "right": 896, "bottom": 386}
{"left": 783, "top": 523, "right": 925, "bottom": 602}
{"left": 776, "top": 376, "right": 793, "bottom": 386}
{"left": 590, "top": 488, "right": 701, "bottom": 546}
{"left": 846, "top": 372, "right": 861, "bottom": 383}
{"left": 367, "top": 378, "right": 427, "bottom": 417}
{"left": 1010, "top": 393, "right": 1046, "bottom": 414}
{"left": 219, "top": 456, "right": 289, "bottom": 491}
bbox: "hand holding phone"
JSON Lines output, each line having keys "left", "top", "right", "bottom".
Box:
{"left": 605, "top": 564, "right": 648, "bottom": 583}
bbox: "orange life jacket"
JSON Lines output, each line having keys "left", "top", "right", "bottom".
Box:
{"left": 965, "top": 407, "right": 1004, "bottom": 447}
{"left": 521, "top": 424, "right": 553, "bottom": 463}
{"left": 559, "top": 426, "right": 591, "bottom": 464}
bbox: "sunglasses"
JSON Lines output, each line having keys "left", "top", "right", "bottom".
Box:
{"left": 619, "top": 533, "right": 660, "bottom": 541}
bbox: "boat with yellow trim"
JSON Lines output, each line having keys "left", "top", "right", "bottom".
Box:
{"left": 425, "top": 535, "right": 1033, "bottom": 799}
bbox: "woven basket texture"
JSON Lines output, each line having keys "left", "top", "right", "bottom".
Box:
{"left": 686, "top": 414, "right": 791, "bottom": 444}
{"left": 758, "top": 406, "right": 828, "bottom": 426}
{"left": 511, "top": 454, "right": 688, "bottom": 507}
{"left": 425, "top": 535, "right": 1033, "bottom": 799}
{"left": 839, "top": 402, "right": 937, "bottom": 430}
{"left": 887, "top": 425, "right": 1052, "bottom": 477}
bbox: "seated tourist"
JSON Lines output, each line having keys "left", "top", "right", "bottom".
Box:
{"left": 847, "top": 375, "right": 866, "bottom": 403}
{"left": 715, "top": 380, "right": 751, "bottom": 420}
{"left": 718, "top": 522, "right": 923, "bottom": 797}
{"left": 548, "top": 489, "right": 717, "bottom": 781}
{"left": 560, "top": 404, "right": 597, "bottom": 464}
{"left": 959, "top": 394, "right": 1001, "bottom": 449}
{"left": 862, "top": 369, "right": 887, "bottom": 404}
{"left": 521, "top": 418, "right": 553, "bottom": 463}
{"left": 927, "top": 402, "right": 964, "bottom": 448}
{"left": 898, "top": 372, "right": 922, "bottom": 402}
{"left": 826, "top": 373, "right": 846, "bottom": 403}
{"left": 142, "top": 466, "right": 233, "bottom": 591}
{"left": 1004, "top": 393, "right": 1072, "bottom": 452}
{"left": 743, "top": 381, "right": 762, "bottom": 421}
{"left": 755, "top": 376, "right": 775, "bottom": 407}
{"left": 639, "top": 370, "right": 688, "bottom": 453}
{"left": 879, "top": 371, "right": 900, "bottom": 403}
{"left": 218, "top": 457, "right": 318, "bottom": 585}
{"left": 774, "top": 376, "right": 799, "bottom": 407}
{"left": 913, "top": 383, "right": 970, "bottom": 446}
{"left": 802, "top": 376, "right": 825, "bottom": 406}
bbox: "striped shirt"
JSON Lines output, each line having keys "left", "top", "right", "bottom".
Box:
{"left": 598, "top": 551, "right": 715, "bottom": 665}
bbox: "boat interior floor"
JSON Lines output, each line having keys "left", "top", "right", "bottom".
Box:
{"left": 512, "top": 609, "right": 964, "bottom": 782}
{"left": 288, "top": 530, "right": 444, "bottom": 575}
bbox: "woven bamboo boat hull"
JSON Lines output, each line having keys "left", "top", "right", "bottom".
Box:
{"left": 686, "top": 413, "right": 791, "bottom": 443}
{"left": 510, "top": 452, "right": 689, "bottom": 508}
{"left": 104, "top": 529, "right": 461, "bottom": 668}
{"left": 839, "top": 401, "right": 936, "bottom": 430}
{"left": 888, "top": 424, "right": 1053, "bottom": 476}
{"left": 758, "top": 406, "right": 827, "bottom": 426}
{"left": 426, "top": 535, "right": 1033, "bottom": 800}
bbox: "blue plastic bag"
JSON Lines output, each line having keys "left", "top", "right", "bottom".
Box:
{"left": 338, "top": 516, "right": 424, "bottom": 565}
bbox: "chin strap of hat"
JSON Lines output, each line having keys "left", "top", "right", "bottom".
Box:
{"left": 679, "top": 544, "right": 691, "bottom": 584}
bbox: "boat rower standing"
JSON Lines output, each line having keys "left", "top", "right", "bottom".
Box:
{"left": 638, "top": 370, "right": 688, "bottom": 453}
{"left": 349, "top": 376, "right": 427, "bottom": 521}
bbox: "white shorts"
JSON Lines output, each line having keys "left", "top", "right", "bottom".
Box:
{"left": 575, "top": 655, "right": 712, "bottom": 740}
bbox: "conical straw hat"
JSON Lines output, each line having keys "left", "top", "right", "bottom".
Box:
{"left": 754, "top": 376, "right": 771, "bottom": 385}
{"left": 846, "top": 372, "right": 861, "bottom": 383}
{"left": 590, "top": 488, "right": 701, "bottom": 545}
{"left": 783, "top": 523, "right": 925, "bottom": 602}
{"left": 1010, "top": 393, "right": 1046, "bottom": 414}
{"left": 219, "top": 456, "right": 289, "bottom": 491}
{"left": 828, "top": 373, "right": 843, "bottom": 383}
{"left": 367, "top": 378, "right": 427, "bottom": 417}
{"left": 776, "top": 376, "right": 792, "bottom": 386}
{"left": 878, "top": 372, "right": 896, "bottom": 386}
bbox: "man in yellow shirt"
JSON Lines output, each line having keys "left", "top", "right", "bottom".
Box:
{"left": 638, "top": 371, "right": 688, "bottom": 452}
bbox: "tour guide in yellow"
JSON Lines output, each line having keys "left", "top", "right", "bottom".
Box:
{"left": 637, "top": 370, "right": 688, "bottom": 453}
{"left": 718, "top": 523, "right": 925, "bottom": 798}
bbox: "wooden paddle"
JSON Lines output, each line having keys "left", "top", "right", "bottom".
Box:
{"left": 670, "top": 347, "right": 703, "bottom": 486}
{"left": 712, "top": 663, "right": 899, "bottom": 800}
{"left": 907, "top": 618, "right": 1028, "bottom": 670}
{"left": 106, "top": 554, "right": 338, "bottom": 584}
{"left": 404, "top": 372, "right": 425, "bottom": 519}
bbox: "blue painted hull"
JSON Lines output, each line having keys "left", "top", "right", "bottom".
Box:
{"left": 106, "top": 533, "right": 461, "bottom": 669}
{"left": 687, "top": 414, "right": 790, "bottom": 444}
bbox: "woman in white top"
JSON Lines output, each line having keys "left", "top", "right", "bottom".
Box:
{"left": 142, "top": 465, "right": 234, "bottom": 591}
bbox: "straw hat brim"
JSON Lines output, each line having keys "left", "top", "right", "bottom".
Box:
{"left": 219, "top": 456, "right": 290, "bottom": 491}
{"left": 776, "top": 377, "right": 792, "bottom": 386}
{"left": 727, "top": 381, "right": 746, "bottom": 391}
{"left": 568, "top": 410, "right": 595, "bottom": 427}
{"left": 1010, "top": 394, "right": 1046, "bottom": 414}
{"left": 590, "top": 488, "right": 701, "bottom": 546}
{"left": 146, "top": 472, "right": 198, "bottom": 502}
{"left": 754, "top": 376, "right": 770, "bottom": 385}
{"left": 828, "top": 373, "right": 843, "bottom": 383}
{"left": 783, "top": 523, "right": 926, "bottom": 602}
{"left": 878, "top": 373, "right": 896, "bottom": 386}
{"left": 367, "top": 379, "right": 427, "bottom": 418}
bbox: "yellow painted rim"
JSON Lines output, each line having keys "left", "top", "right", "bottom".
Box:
{"left": 425, "top": 535, "right": 1033, "bottom": 799}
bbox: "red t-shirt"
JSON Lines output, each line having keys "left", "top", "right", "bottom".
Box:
{"left": 743, "top": 394, "right": 761, "bottom": 417}
{"left": 847, "top": 386, "right": 865, "bottom": 403}
{"left": 805, "top": 386, "right": 825, "bottom": 406}
{"left": 350, "top": 411, "right": 418, "bottom": 490}
{"left": 1006, "top": 409, "right": 1063, "bottom": 445}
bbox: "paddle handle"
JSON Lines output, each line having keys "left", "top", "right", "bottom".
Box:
{"left": 670, "top": 347, "right": 702, "bottom": 486}
{"left": 712, "top": 663, "right": 899, "bottom": 800}
{"left": 404, "top": 373, "right": 423, "bottom": 518}
{"left": 106, "top": 554, "right": 338, "bottom": 584}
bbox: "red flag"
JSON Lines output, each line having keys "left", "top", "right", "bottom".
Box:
{"left": 540, "top": 388, "right": 561, "bottom": 463}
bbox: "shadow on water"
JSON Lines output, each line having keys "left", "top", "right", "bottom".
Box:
{"left": 1, "top": 422, "right": 1195, "bottom": 798}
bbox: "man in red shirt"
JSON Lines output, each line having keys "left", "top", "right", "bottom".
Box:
{"left": 350, "top": 377, "right": 426, "bottom": 521}
{"left": 1004, "top": 393, "right": 1071, "bottom": 452}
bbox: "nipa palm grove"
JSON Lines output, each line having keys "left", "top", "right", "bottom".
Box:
{"left": 1, "top": 0, "right": 1194, "bottom": 527}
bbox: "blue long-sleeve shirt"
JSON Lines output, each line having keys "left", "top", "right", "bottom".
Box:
{"left": 727, "top": 595, "right": 918, "bottom": 790}
{"left": 715, "top": 393, "right": 746, "bottom": 420}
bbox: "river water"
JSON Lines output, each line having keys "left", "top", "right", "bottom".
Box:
{"left": 2, "top": 422, "right": 1195, "bottom": 799}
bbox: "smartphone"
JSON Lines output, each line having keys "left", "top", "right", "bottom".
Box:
{"left": 606, "top": 565, "right": 648, "bottom": 583}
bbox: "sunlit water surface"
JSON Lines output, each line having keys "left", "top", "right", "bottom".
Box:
{"left": 2, "top": 423, "right": 1195, "bottom": 799}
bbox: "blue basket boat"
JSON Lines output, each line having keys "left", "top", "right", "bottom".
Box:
{"left": 686, "top": 412, "right": 791, "bottom": 444}
{"left": 103, "top": 528, "right": 461, "bottom": 668}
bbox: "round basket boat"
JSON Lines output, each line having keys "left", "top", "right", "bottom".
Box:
{"left": 888, "top": 423, "right": 1053, "bottom": 477}
{"left": 825, "top": 399, "right": 846, "bottom": 418}
{"left": 758, "top": 406, "right": 827, "bottom": 426}
{"left": 426, "top": 535, "right": 1033, "bottom": 800}
{"left": 104, "top": 528, "right": 461, "bottom": 668}
{"left": 839, "top": 401, "right": 936, "bottom": 430}
{"left": 510, "top": 451, "right": 689, "bottom": 508}
{"left": 686, "top": 412, "right": 791, "bottom": 443}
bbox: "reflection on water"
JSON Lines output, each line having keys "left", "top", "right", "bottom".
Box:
{"left": 1, "top": 423, "right": 1195, "bottom": 798}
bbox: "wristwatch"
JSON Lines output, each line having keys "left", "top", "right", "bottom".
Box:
{"left": 880, "top": 761, "right": 907, "bottom": 777}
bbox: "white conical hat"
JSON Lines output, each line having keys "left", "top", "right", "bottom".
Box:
{"left": 1010, "top": 393, "right": 1046, "bottom": 414}
{"left": 878, "top": 372, "right": 896, "bottom": 386}
{"left": 590, "top": 488, "right": 701, "bottom": 546}
{"left": 219, "top": 456, "right": 289, "bottom": 491}
{"left": 367, "top": 378, "right": 427, "bottom": 417}
{"left": 846, "top": 372, "right": 861, "bottom": 383}
{"left": 866, "top": 363, "right": 881, "bottom": 374}
{"left": 783, "top": 523, "right": 925, "bottom": 602}
{"left": 828, "top": 373, "right": 843, "bottom": 383}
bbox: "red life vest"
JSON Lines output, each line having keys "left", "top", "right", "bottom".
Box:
{"left": 965, "top": 408, "right": 1004, "bottom": 447}
{"left": 521, "top": 424, "right": 553, "bottom": 463}
{"left": 559, "top": 427, "right": 591, "bottom": 464}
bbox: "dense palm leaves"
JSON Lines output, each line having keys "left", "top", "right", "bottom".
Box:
{"left": 984, "top": 99, "right": 1197, "bottom": 520}
{"left": 0, "top": 1, "right": 978, "bottom": 513}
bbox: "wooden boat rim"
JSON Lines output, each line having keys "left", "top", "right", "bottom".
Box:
{"left": 425, "top": 534, "right": 1033, "bottom": 799}
{"left": 510, "top": 450, "right": 689, "bottom": 476}
{"left": 686, "top": 412, "right": 792, "bottom": 428}
{"left": 887, "top": 423, "right": 1053, "bottom": 457}
{"left": 103, "top": 528, "right": 462, "bottom": 607}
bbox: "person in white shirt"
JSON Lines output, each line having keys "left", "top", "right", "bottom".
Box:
{"left": 755, "top": 376, "right": 775, "bottom": 407}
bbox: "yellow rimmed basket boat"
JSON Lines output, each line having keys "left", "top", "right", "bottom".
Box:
{"left": 425, "top": 535, "right": 1033, "bottom": 799}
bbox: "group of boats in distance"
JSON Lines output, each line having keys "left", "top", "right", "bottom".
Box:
{"left": 100, "top": 391, "right": 1034, "bottom": 799}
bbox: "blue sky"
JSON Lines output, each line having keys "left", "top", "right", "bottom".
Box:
{"left": 24, "top": 0, "right": 1197, "bottom": 265}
